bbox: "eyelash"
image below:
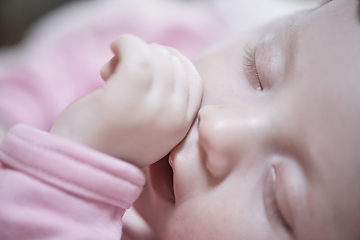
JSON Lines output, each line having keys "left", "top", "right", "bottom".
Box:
{"left": 243, "top": 45, "right": 263, "bottom": 91}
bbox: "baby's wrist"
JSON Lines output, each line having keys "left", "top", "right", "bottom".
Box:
{"left": 50, "top": 105, "right": 98, "bottom": 149}
{"left": 50, "top": 118, "right": 145, "bottom": 168}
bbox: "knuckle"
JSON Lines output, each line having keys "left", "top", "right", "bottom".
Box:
{"left": 134, "top": 56, "right": 152, "bottom": 72}
{"left": 124, "top": 57, "right": 153, "bottom": 84}
{"left": 126, "top": 52, "right": 152, "bottom": 73}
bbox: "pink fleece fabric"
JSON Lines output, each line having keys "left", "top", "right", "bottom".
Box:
{"left": 0, "top": 0, "right": 226, "bottom": 239}
{"left": 0, "top": 124, "right": 145, "bottom": 239}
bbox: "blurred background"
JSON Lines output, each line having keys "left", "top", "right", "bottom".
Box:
{"left": 0, "top": 0, "right": 81, "bottom": 46}
{"left": 0, "top": 0, "right": 321, "bottom": 47}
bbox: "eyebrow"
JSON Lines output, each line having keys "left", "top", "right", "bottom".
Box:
{"left": 284, "top": 17, "right": 297, "bottom": 44}
{"left": 280, "top": 15, "right": 299, "bottom": 79}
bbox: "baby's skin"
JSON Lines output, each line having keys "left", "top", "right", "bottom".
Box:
{"left": 51, "top": 35, "right": 202, "bottom": 168}
{"left": 52, "top": 0, "right": 360, "bottom": 239}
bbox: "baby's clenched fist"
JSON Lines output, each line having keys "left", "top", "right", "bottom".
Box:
{"left": 51, "top": 35, "right": 202, "bottom": 168}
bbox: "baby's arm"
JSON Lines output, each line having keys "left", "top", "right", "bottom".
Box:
{"left": 50, "top": 34, "right": 202, "bottom": 167}
{"left": 0, "top": 35, "right": 200, "bottom": 239}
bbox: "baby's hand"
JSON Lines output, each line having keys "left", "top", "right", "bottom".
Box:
{"left": 51, "top": 35, "right": 202, "bottom": 168}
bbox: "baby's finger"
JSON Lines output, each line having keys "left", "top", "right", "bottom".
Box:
{"left": 100, "top": 56, "right": 118, "bottom": 81}
{"left": 149, "top": 43, "right": 174, "bottom": 96}
{"left": 171, "top": 55, "right": 189, "bottom": 109}
{"left": 165, "top": 47, "right": 202, "bottom": 118}
{"left": 109, "top": 34, "right": 152, "bottom": 90}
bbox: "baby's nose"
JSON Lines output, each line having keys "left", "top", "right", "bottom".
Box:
{"left": 198, "top": 105, "right": 269, "bottom": 178}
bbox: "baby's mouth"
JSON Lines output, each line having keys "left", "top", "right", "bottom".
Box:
{"left": 149, "top": 154, "right": 175, "bottom": 203}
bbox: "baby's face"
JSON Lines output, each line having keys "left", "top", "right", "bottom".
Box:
{"left": 135, "top": 0, "right": 360, "bottom": 239}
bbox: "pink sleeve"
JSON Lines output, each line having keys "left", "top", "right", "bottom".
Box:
{"left": 0, "top": 124, "right": 145, "bottom": 240}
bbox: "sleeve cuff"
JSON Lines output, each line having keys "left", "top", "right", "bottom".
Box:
{"left": 0, "top": 124, "right": 145, "bottom": 209}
